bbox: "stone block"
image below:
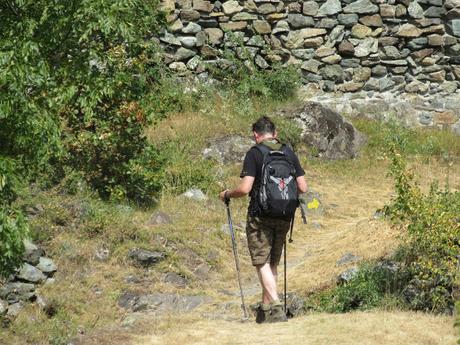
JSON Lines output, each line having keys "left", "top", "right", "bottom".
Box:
{"left": 317, "top": 0, "right": 342, "bottom": 17}
{"left": 380, "top": 4, "right": 396, "bottom": 17}
{"left": 220, "top": 21, "right": 247, "bottom": 31}
{"left": 193, "top": 0, "right": 213, "bottom": 12}
{"left": 253, "top": 20, "right": 271, "bottom": 34}
{"left": 303, "top": 1, "right": 319, "bottom": 16}
{"left": 396, "top": 24, "right": 423, "bottom": 38}
{"left": 351, "top": 24, "right": 372, "bottom": 38}
{"left": 222, "top": 0, "right": 243, "bottom": 14}
{"left": 359, "top": 14, "right": 383, "bottom": 27}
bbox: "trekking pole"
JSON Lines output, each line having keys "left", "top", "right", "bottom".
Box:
{"left": 284, "top": 216, "right": 295, "bottom": 315}
{"left": 225, "top": 198, "right": 249, "bottom": 320}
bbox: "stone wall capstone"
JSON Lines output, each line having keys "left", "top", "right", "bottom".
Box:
{"left": 158, "top": 0, "right": 460, "bottom": 96}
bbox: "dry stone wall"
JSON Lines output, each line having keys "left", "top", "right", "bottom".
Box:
{"left": 158, "top": 0, "right": 460, "bottom": 95}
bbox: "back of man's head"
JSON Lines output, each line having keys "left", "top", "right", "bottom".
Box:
{"left": 252, "top": 116, "right": 276, "bottom": 135}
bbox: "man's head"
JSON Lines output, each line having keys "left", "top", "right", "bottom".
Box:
{"left": 252, "top": 116, "right": 277, "bottom": 143}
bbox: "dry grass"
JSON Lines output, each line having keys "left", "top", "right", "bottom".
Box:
{"left": 134, "top": 311, "right": 457, "bottom": 345}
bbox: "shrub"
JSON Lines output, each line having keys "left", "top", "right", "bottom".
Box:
{"left": 0, "top": 159, "right": 29, "bottom": 278}
{"left": 383, "top": 145, "right": 460, "bottom": 313}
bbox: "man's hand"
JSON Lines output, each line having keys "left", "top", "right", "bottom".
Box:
{"left": 219, "top": 189, "right": 230, "bottom": 203}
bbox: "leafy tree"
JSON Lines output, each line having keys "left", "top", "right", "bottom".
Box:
{"left": 1, "top": 0, "right": 166, "bottom": 202}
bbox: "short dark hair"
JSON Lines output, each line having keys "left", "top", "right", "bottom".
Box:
{"left": 252, "top": 116, "right": 276, "bottom": 135}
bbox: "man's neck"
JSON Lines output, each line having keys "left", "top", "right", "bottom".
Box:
{"left": 256, "top": 135, "right": 276, "bottom": 144}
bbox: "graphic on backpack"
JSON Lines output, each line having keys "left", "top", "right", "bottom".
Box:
{"left": 255, "top": 143, "right": 298, "bottom": 217}
{"left": 269, "top": 176, "right": 293, "bottom": 200}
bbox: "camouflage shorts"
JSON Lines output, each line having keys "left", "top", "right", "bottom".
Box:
{"left": 246, "top": 215, "right": 291, "bottom": 267}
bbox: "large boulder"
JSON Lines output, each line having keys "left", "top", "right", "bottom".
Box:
{"left": 203, "top": 135, "right": 253, "bottom": 164}
{"left": 289, "top": 102, "right": 367, "bottom": 160}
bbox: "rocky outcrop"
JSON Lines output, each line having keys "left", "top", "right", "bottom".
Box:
{"left": 289, "top": 102, "right": 367, "bottom": 159}
{"left": 0, "top": 240, "right": 57, "bottom": 319}
{"left": 159, "top": 0, "right": 460, "bottom": 96}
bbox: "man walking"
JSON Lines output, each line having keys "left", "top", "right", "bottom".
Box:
{"left": 219, "top": 116, "right": 307, "bottom": 323}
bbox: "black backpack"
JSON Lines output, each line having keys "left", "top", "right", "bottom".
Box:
{"left": 255, "top": 143, "right": 298, "bottom": 218}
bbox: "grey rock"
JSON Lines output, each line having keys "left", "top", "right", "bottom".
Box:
{"left": 419, "top": 112, "right": 433, "bottom": 125}
{"left": 182, "top": 22, "right": 202, "bottom": 34}
{"left": 341, "top": 58, "right": 361, "bottom": 68}
{"left": 292, "top": 49, "right": 314, "bottom": 60}
{"left": 247, "top": 36, "right": 265, "bottom": 47}
{"left": 424, "top": 6, "right": 445, "bottom": 18}
{"left": 354, "top": 37, "right": 378, "bottom": 57}
{"left": 222, "top": 0, "right": 242, "bottom": 14}
{"left": 408, "top": 1, "right": 424, "bottom": 18}
{"left": 23, "top": 240, "right": 45, "bottom": 266}
{"left": 291, "top": 102, "right": 367, "bottom": 160}
{"left": 185, "top": 56, "right": 201, "bottom": 69}
{"left": 255, "top": 55, "right": 269, "bottom": 69}
{"left": 343, "top": 0, "right": 378, "bottom": 14}
{"left": 363, "top": 76, "right": 395, "bottom": 92}
{"left": 163, "top": 272, "right": 188, "bottom": 288}
{"left": 180, "top": 36, "right": 197, "bottom": 48}
{"left": 0, "top": 282, "right": 36, "bottom": 303}
{"left": 447, "top": 19, "right": 460, "bottom": 38}
{"left": 405, "top": 80, "right": 429, "bottom": 94}
{"left": 175, "top": 47, "right": 196, "bottom": 61}
{"left": 303, "top": 1, "right": 319, "bottom": 16}
{"left": 257, "top": 3, "right": 276, "bottom": 14}
{"left": 337, "top": 253, "right": 361, "bottom": 266}
{"left": 180, "top": 9, "right": 201, "bottom": 21}
{"left": 301, "top": 59, "right": 322, "bottom": 73}
{"left": 317, "top": 0, "right": 342, "bottom": 16}
{"left": 320, "top": 65, "right": 344, "bottom": 82}
{"left": 0, "top": 299, "right": 7, "bottom": 316}
{"left": 273, "top": 20, "right": 290, "bottom": 35}
{"left": 160, "top": 32, "right": 181, "bottom": 46}
{"left": 302, "top": 190, "right": 323, "bottom": 215}
{"left": 372, "top": 65, "right": 387, "bottom": 77}
{"left": 118, "top": 291, "right": 211, "bottom": 313}
{"left": 232, "top": 12, "right": 258, "bottom": 21}
{"left": 318, "top": 18, "right": 339, "bottom": 29}
{"left": 337, "top": 267, "right": 359, "bottom": 284}
{"left": 169, "top": 62, "right": 188, "bottom": 72}
{"left": 382, "top": 46, "right": 401, "bottom": 59}
{"left": 17, "top": 263, "right": 46, "bottom": 283}
{"left": 95, "top": 247, "right": 110, "bottom": 262}
{"left": 36, "top": 257, "right": 57, "bottom": 274}
{"left": 196, "top": 31, "right": 207, "bottom": 47}
{"left": 445, "top": 0, "right": 460, "bottom": 9}
{"left": 202, "top": 135, "right": 253, "bottom": 164}
{"left": 283, "top": 292, "right": 305, "bottom": 317}
{"left": 128, "top": 248, "right": 166, "bottom": 267}
{"left": 338, "top": 13, "right": 359, "bottom": 26}
{"left": 6, "top": 302, "right": 24, "bottom": 318}
{"left": 182, "top": 188, "right": 207, "bottom": 201}
{"left": 148, "top": 211, "right": 172, "bottom": 225}
{"left": 287, "top": 14, "right": 314, "bottom": 29}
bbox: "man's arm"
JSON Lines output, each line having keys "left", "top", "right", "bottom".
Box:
{"left": 219, "top": 176, "right": 255, "bottom": 202}
{"left": 296, "top": 175, "right": 307, "bottom": 194}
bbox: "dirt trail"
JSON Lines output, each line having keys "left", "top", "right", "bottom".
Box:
{"left": 131, "top": 163, "right": 458, "bottom": 345}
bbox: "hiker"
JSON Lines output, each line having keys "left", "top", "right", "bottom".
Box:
{"left": 219, "top": 116, "right": 307, "bottom": 323}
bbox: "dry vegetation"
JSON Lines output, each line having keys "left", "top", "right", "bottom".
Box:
{"left": 1, "top": 90, "right": 459, "bottom": 345}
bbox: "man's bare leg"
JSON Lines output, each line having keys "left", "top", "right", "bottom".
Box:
{"left": 256, "top": 262, "right": 279, "bottom": 304}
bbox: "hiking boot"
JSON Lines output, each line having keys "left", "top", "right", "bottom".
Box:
{"left": 255, "top": 304, "right": 271, "bottom": 324}
{"left": 269, "top": 304, "right": 288, "bottom": 323}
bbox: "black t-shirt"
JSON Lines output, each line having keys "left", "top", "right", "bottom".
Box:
{"left": 240, "top": 140, "right": 305, "bottom": 217}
